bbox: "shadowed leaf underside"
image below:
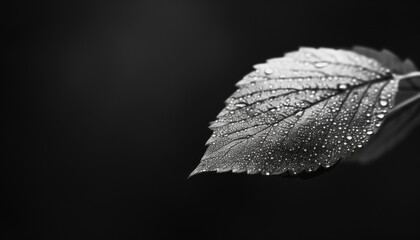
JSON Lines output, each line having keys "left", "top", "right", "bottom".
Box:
{"left": 191, "top": 47, "right": 403, "bottom": 176}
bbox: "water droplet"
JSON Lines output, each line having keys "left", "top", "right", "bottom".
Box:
{"left": 337, "top": 84, "right": 349, "bottom": 90}
{"left": 357, "top": 144, "right": 363, "bottom": 148}
{"left": 264, "top": 68, "right": 273, "bottom": 75}
{"left": 314, "top": 62, "right": 329, "bottom": 68}
{"left": 379, "top": 99, "right": 388, "bottom": 107}
{"left": 376, "top": 113, "right": 385, "bottom": 119}
{"left": 235, "top": 102, "right": 247, "bottom": 108}
{"left": 346, "top": 136, "right": 352, "bottom": 140}
{"left": 366, "top": 130, "right": 373, "bottom": 135}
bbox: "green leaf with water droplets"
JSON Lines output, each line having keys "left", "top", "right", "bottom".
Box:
{"left": 190, "top": 47, "right": 420, "bottom": 177}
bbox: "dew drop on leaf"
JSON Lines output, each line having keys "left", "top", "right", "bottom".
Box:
{"left": 337, "top": 84, "right": 349, "bottom": 90}
{"left": 314, "top": 62, "right": 329, "bottom": 68}
{"left": 379, "top": 99, "right": 388, "bottom": 107}
{"left": 264, "top": 68, "right": 273, "bottom": 75}
{"left": 376, "top": 113, "right": 385, "bottom": 119}
{"left": 235, "top": 102, "right": 247, "bottom": 108}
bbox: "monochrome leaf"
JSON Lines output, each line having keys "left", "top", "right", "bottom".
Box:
{"left": 191, "top": 47, "right": 420, "bottom": 176}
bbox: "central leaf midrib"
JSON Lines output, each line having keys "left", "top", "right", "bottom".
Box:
{"left": 213, "top": 74, "right": 395, "bottom": 142}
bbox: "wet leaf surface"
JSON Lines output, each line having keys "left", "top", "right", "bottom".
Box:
{"left": 191, "top": 47, "right": 419, "bottom": 177}
{"left": 348, "top": 100, "right": 420, "bottom": 164}
{"left": 347, "top": 46, "right": 420, "bottom": 164}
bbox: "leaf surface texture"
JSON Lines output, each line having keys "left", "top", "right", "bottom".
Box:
{"left": 191, "top": 47, "right": 407, "bottom": 176}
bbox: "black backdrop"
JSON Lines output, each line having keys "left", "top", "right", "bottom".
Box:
{"left": 3, "top": 1, "right": 420, "bottom": 239}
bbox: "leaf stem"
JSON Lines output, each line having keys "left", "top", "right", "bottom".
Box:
{"left": 388, "top": 71, "right": 420, "bottom": 115}
{"left": 397, "top": 71, "right": 420, "bottom": 81}
{"left": 389, "top": 92, "right": 420, "bottom": 115}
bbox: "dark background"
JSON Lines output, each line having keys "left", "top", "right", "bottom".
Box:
{"left": 3, "top": 0, "right": 420, "bottom": 239}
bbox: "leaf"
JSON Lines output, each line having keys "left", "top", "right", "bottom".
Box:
{"left": 190, "top": 47, "right": 420, "bottom": 177}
